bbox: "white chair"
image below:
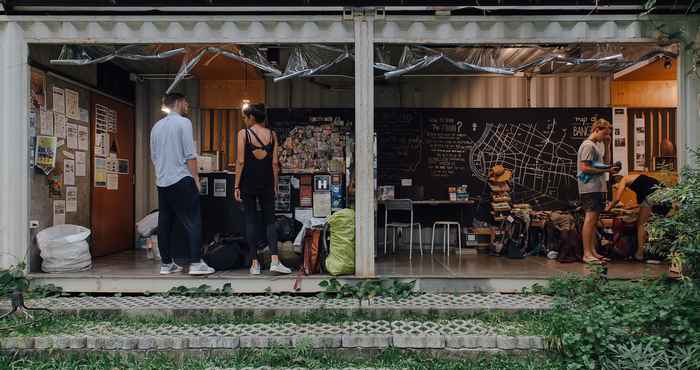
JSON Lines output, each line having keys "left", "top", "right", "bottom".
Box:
{"left": 383, "top": 199, "right": 423, "bottom": 260}
{"left": 431, "top": 221, "right": 462, "bottom": 256}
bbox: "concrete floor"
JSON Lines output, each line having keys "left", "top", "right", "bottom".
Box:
{"left": 39, "top": 249, "right": 668, "bottom": 280}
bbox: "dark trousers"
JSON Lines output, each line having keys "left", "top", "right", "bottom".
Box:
{"left": 157, "top": 176, "right": 202, "bottom": 264}
{"left": 242, "top": 190, "right": 278, "bottom": 263}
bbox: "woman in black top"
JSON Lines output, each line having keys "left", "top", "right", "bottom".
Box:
{"left": 606, "top": 174, "right": 671, "bottom": 261}
{"left": 234, "top": 103, "right": 291, "bottom": 275}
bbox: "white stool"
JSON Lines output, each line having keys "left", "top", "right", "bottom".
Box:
{"left": 431, "top": 221, "right": 462, "bottom": 256}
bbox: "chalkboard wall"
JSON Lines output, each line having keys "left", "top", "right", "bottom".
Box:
{"left": 269, "top": 108, "right": 612, "bottom": 210}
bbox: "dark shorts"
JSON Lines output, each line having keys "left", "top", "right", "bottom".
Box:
{"left": 580, "top": 192, "right": 605, "bottom": 213}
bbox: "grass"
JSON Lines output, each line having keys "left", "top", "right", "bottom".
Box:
{"left": 0, "top": 348, "right": 563, "bottom": 370}
{"left": 0, "top": 309, "right": 552, "bottom": 337}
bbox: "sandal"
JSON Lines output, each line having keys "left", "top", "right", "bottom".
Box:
{"left": 583, "top": 257, "right": 606, "bottom": 265}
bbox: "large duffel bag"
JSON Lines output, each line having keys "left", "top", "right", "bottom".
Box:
{"left": 203, "top": 234, "right": 247, "bottom": 271}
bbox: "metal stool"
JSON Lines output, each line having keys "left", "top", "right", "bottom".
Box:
{"left": 431, "top": 221, "right": 462, "bottom": 256}
{"left": 383, "top": 199, "right": 423, "bottom": 260}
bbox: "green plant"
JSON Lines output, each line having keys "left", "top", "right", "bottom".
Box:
{"left": 534, "top": 268, "right": 700, "bottom": 370}
{"left": 165, "top": 283, "right": 234, "bottom": 297}
{"left": 0, "top": 264, "right": 30, "bottom": 299}
{"left": 601, "top": 342, "right": 700, "bottom": 370}
{"left": 647, "top": 149, "right": 700, "bottom": 280}
{"left": 318, "top": 278, "right": 419, "bottom": 304}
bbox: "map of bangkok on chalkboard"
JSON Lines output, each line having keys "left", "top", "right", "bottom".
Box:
{"left": 269, "top": 108, "right": 613, "bottom": 210}
{"left": 376, "top": 108, "right": 613, "bottom": 210}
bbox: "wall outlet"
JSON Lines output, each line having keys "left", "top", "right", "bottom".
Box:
{"left": 29, "top": 220, "right": 39, "bottom": 229}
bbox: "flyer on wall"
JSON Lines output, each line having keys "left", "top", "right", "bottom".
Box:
{"left": 52, "top": 86, "right": 65, "bottom": 114}
{"left": 35, "top": 135, "right": 58, "bottom": 175}
{"left": 64, "top": 159, "right": 75, "bottom": 186}
{"left": 53, "top": 200, "right": 66, "bottom": 226}
{"left": 54, "top": 112, "right": 67, "bottom": 139}
{"left": 66, "top": 186, "right": 78, "bottom": 213}
{"left": 65, "top": 89, "right": 80, "bottom": 121}
{"left": 75, "top": 151, "right": 86, "bottom": 177}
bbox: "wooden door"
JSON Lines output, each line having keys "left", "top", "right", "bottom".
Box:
{"left": 90, "top": 94, "right": 135, "bottom": 257}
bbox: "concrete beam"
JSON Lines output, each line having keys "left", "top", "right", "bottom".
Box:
{"left": 0, "top": 23, "right": 29, "bottom": 270}
{"left": 354, "top": 14, "right": 375, "bottom": 278}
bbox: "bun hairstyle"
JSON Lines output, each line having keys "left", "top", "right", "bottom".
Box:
{"left": 243, "top": 103, "right": 266, "bottom": 124}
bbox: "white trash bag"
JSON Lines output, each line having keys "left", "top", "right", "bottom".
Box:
{"left": 136, "top": 211, "right": 158, "bottom": 237}
{"left": 36, "top": 224, "right": 92, "bottom": 273}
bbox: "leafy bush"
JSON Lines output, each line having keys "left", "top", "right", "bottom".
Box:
{"left": 318, "top": 278, "right": 418, "bottom": 303}
{"left": 533, "top": 270, "right": 700, "bottom": 370}
{"left": 647, "top": 150, "right": 700, "bottom": 280}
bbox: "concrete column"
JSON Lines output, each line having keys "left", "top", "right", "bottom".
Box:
{"left": 354, "top": 13, "right": 375, "bottom": 277}
{"left": 678, "top": 19, "right": 700, "bottom": 170}
{"left": 0, "top": 23, "right": 29, "bottom": 269}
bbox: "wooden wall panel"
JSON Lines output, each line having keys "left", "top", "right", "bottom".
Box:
{"left": 200, "top": 80, "right": 265, "bottom": 109}
{"left": 199, "top": 108, "right": 246, "bottom": 171}
{"left": 611, "top": 80, "right": 678, "bottom": 107}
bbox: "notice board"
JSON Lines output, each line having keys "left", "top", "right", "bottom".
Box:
{"left": 269, "top": 108, "right": 612, "bottom": 210}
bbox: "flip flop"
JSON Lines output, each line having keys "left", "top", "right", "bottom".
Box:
{"left": 583, "top": 257, "right": 606, "bottom": 265}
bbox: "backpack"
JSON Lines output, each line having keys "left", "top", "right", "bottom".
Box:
{"left": 504, "top": 214, "right": 528, "bottom": 259}
{"left": 293, "top": 228, "right": 326, "bottom": 291}
{"left": 610, "top": 218, "right": 636, "bottom": 259}
{"left": 557, "top": 229, "right": 583, "bottom": 263}
{"left": 203, "top": 234, "right": 246, "bottom": 271}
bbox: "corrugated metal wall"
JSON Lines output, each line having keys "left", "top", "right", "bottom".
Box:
{"left": 266, "top": 74, "right": 611, "bottom": 108}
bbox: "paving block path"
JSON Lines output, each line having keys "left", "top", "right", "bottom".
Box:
{"left": 1, "top": 294, "right": 552, "bottom": 316}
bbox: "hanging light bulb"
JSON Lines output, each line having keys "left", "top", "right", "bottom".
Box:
{"left": 241, "top": 99, "right": 250, "bottom": 111}
{"left": 161, "top": 105, "right": 171, "bottom": 114}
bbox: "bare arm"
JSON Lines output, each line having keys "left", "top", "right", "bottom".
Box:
{"left": 272, "top": 131, "right": 279, "bottom": 194}
{"left": 579, "top": 161, "right": 612, "bottom": 175}
{"left": 234, "top": 130, "right": 245, "bottom": 201}
{"left": 607, "top": 176, "right": 630, "bottom": 211}
{"left": 187, "top": 159, "right": 199, "bottom": 190}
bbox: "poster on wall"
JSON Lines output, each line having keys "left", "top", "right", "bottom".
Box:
{"left": 64, "top": 159, "right": 75, "bottom": 186}
{"left": 52, "top": 86, "right": 65, "bottom": 114}
{"left": 66, "top": 186, "right": 77, "bottom": 213}
{"left": 78, "top": 125, "right": 89, "bottom": 151}
{"left": 95, "top": 132, "right": 108, "bottom": 157}
{"left": 35, "top": 136, "right": 58, "bottom": 175}
{"left": 40, "top": 110, "right": 54, "bottom": 136}
{"left": 30, "top": 69, "right": 46, "bottom": 111}
{"left": 200, "top": 177, "right": 209, "bottom": 195}
{"left": 107, "top": 173, "right": 118, "bottom": 190}
{"left": 75, "top": 151, "right": 86, "bottom": 177}
{"left": 66, "top": 123, "right": 78, "bottom": 149}
{"left": 94, "top": 158, "right": 106, "bottom": 187}
{"left": 65, "top": 89, "right": 80, "bottom": 120}
{"left": 53, "top": 113, "right": 67, "bottom": 139}
{"left": 612, "top": 107, "right": 628, "bottom": 176}
{"left": 634, "top": 115, "right": 646, "bottom": 171}
{"left": 213, "top": 179, "right": 227, "bottom": 197}
{"left": 275, "top": 176, "right": 292, "bottom": 212}
{"left": 53, "top": 200, "right": 66, "bottom": 226}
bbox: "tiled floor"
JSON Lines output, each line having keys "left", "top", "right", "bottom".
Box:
{"left": 37, "top": 249, "right": 668, "bottom": 280}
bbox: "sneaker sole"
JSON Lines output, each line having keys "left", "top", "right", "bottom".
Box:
{"left": 160, "top": 269, "right": 183, "bottom": 275}
{"left": 188, "top": 270, "right": 215, "bottom": 275}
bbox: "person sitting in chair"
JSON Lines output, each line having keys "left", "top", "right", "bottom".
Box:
{"left": 606, "top": 174, "right": 671, "bottom": 261}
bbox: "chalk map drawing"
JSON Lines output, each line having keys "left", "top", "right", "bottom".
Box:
{"left": 469, "top": 118, "right": 579, "bottom": 209}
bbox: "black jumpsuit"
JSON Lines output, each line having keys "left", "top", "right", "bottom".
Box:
{"left": 239, "top": 128, "right": 278, "bottom": 260}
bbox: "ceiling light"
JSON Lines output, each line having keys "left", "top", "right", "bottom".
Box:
{"left": 161, "top": 105, "right": 171, "bottom": 114}
{"left": 242, "top": 99, "right": 250, "bottom": 111}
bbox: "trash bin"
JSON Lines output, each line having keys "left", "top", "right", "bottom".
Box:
{"left": 36, "top": 224, "right": 92, "bottom": 273}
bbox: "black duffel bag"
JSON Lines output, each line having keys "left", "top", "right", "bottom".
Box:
{"left": 203, "top": 234, "right": 247, "bottom": 271}
{"left": 275, "top": 215, "right": 301, "bottom": 242}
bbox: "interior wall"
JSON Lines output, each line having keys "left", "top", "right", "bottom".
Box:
{"left": 29, "top": 73, "right": 92, "bottom": 272}
{"left": 266, "top": 74, "right": 611, "bottom": 108}
{"left": 611, "top": 58, "right": 678, "bottom": 108}
{"left": 134, "top": 79, "right": 200, "bottom": 221}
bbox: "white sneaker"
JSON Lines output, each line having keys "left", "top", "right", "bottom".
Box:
{"left": 249, "top": 264, "right": 261, "bottom": 275}
{"left": 160, "top": 262, "right": 183, "bottom": 275}
{"left": 270, "top": 262, "right": 292, "bottom": 274}
{"left": 188, "top": 261, "right": 215, "bottom": 275}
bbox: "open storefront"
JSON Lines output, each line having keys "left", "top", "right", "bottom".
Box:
{"left": 1, "top": 5, "right": 698, "bottom": 292}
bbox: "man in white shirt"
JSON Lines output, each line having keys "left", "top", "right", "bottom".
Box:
{"left": 150, "top": 93, "right": 214, "bottom": 275}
